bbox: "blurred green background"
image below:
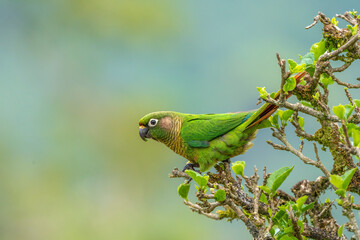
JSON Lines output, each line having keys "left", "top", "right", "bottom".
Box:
{"left": 1, "top": 1, "right": 359, "bottom": 239}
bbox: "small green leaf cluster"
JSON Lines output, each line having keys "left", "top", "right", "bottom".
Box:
{"left": 319, "top": 73, "right": 334, "bottom": 88}
{"left": 287, "top": 52, "right": 316, "bottom": 77}
{"left": 333, "top": 104, "right": 355, "bottom": 121}
{"left": 333, "top": 100, "right": 360, "bottom": 149}
{"left": 338, "top": 225, "right": 344, "bottom": 238}
{"left": 260, "top": 166, "right": 294, "bottom": 198}
{"left": 269, "top": 196, "right": 314, "bottom": 239}
{"left": 347, "top": 24, "right": 358, "bottom": 36}
{"left": 269, "top": 110, "right": 296, "bottom": 129}
{"left": 288, "top": 39, "right": 327, "bottom": 78}
{"left": 255, "top": 166, "right": 315, "bottom": 240}
{"left": 346, "top": 123, "right": 360, "bottom": 149}
{"left": 177, "top": 170, "right": 227, "bottom": 202}
{"left": 331, "top": 17, "right": 339, "bottom": 26}
{"left": 257, "top": 87, "right": 268, "bottom": 100}
{"left": 256, "top": 87, "right": 276, "bottom": 99}
{"left": 177, "top": 170, "right": 210, "bottom": 201}
{"left": 278, "top": 39, "right": 327, "bottom": 97}
{"left": 310, "top": 39, "right": 326, "bottom": 62}
{"left": 257, "top": 87, "right": 276, "bottom": 100}
{"left": 231, "top": 161, "right": 245, "bottom": 176}
{"left": 283, "top": 77, "right": 297, "bottom": 94}
{"left": 330, "top": 168, "right": 357, "bottom": 198}
{"left": 349, "top": 9, "right": 358, "bottom": 17}
{"left": 185, "top": 170, "right": 209, "bottom": 192}
{"left": 214, "top": 189, "right": 226, "bottom": 202}
{"left": 177, "top": 183, "right": 190, "bottom": 201}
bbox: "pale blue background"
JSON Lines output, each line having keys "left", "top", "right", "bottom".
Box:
{"left": 1, "top": 0, "right": 359, "bottom": 239}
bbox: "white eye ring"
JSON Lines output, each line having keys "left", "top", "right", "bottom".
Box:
{"left": 148, "top": 118, "right": 158, "bottom": 127}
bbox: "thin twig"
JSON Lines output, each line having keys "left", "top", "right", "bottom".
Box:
{"left": 326, "top": 71, "right": 360, "bottom": 88}
{"left": 269, "top": 128, "right": 330, "bottom": 179}
{"left": 341, "top": 120, "right": 352, "bottom": 148}
{"left": 305, "top": 14, "right": 320, "bottom": 29}
{"left": 227, "top": 200, "right": 260, "bottom": 238}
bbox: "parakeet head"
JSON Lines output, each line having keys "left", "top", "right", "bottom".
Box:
{"left": 138, "top": 111, "right": 181, "bottom": 143}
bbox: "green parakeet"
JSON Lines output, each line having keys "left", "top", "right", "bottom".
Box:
{"left": 139, "top": 72, "right": 306, "bottom": 172}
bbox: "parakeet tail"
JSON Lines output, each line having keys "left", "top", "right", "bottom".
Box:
{"left": 248, "top": 71, "right": 307, "bottom": 128}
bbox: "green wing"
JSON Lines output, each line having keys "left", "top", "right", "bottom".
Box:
{"left": 181, "top": 111, "right": 255, "bottom": 148}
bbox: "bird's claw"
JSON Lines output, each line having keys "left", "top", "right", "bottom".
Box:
{"left": 182, "top": 163, "right": 201, "bottom": 183}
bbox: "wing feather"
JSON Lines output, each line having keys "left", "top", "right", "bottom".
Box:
{"left": 181, "top": 112, "right": 254, "bottom": 147}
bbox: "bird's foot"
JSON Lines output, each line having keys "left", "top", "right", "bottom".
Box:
{"left": 182, "top": 162, "right": 200, "bottom": 173}
{"left": 222, "top": 159, "right": 230, "bottom": 164}
{"left": 182, "top": 162, "right": 201, "bottom": 183}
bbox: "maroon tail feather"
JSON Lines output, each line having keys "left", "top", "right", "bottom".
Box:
{"left": 248, "top": 71, "right": 307, "bottom": 128}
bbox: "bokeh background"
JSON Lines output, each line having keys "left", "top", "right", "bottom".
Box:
{"left": 1, "top": 1, "right": 359, "bottom": 239}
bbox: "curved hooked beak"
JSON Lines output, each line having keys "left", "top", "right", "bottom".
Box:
{"left": 139, "top": 125, "right": 152, "bottom": 141}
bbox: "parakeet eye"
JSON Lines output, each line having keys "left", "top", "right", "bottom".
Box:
{"left": 148, "top": 119, "right": 158, "bottom": 127}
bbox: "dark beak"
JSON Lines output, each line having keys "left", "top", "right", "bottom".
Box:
{"left": 139, "top": 126, "right": 151, "bottom": 141}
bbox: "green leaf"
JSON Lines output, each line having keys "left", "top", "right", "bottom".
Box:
{"left": 269, "top": 112, "right": 279, "bottom": 128}
{"left": 299, "top": 52, "right": 315, "bottom": 66}
{"left": 313, "top": 92, "right": 319, "bottom": 101}
{"left": 346, "top": 123, "right": 360, "bottom": 137}
{"left": 288, "top": 59, "right": 298, "bottom": 73}
{"left": 278, "top": 109, "right": 293, "bottom": 127}
{"left": 282, "top": 110, "right": 294, "bottom": 123}
{"left": 214, "top": 189, "right": 226, "bottom": 202}
{"left": 335, "top": 189, "right": 346, "bottom": 198}
{"left": 320, "top": 73, "right": 334, "bottom": 88}
{"left": 185, "top": 170, "right": 209, "bottom": 189}
{"left": 273, "top": 209, "right": 286, "bottom": 222}
{"left": 341, "top": 168, "right": 357, "bottom": 190}
{"left": 259, "top": 185, "right": 271, "bottom": 194}
{"left": 232, "top": 161, "right": 245, "bottom": 176}
{"left": 330, "top": 174, "right": 344, "bottom": 189}
{"left": 257, "top": 87, "right": 268, "bottom": 100}
{"left": 293, "top": 63, "right": 306, "bottom": 73}
{"left": 353, "top": 129, "right": 360, "bottom": 147}
{"left": 336, "top": 199, "right": 343, "bottom": 206}
{"left": 270, "top": 227, "right": 275, "bottom": 236}
{"left": 333, "top": 105, "right": 345, "bottom": 120}
{"left": 283, "top": 77, "right": 296, "bottom": 94}
{"left": 354, "top": 99, "right": 360, "bottom": 108}
{"left": 296, "top": 195, "right": 308, "bottom": 209}
{"left": 298, "top": 220, "right": 304, "bottom": 233}
{"left": 185, "top": 169, "right": 200, "bottom": 180}
{"left": 177, "top": 183, "right": 190, "bottom": 201}
{"left": 284, "top": 226, "right": 293, "bottom": 234}
{"left": 300, "top": 101, "right": 313, "bottom": 108}
{"left": 198, "top": 175, "right": 209, "bottom": 188}
{"left": 298, "top": 117, "right": 305, "bottom": 129}
{"left": 301, "top": 202, "right": 315, "bottom": 212}
{"left": 347, "top": 24, "right": 358, "bottom": 36}
{"left": 277, "top": 109, "right": 284, "bottom": 120}
{"left": 344, "top": 104, "right": 355, "bottom": 120}
{"left": 338, "top": 225, "right": 343, "bottom": 238}
{"left": 259, "top": 193, "right": 268, "bottom": 204}
{"left": 349, "top": 9, "right": 357, "bottom": 17}
{"left": 266, "top": 166, "right": 294, "bottom": 193}
{"left": 310, "top": 39, "right": 326, "bottom": 61}
{"left": 279, "top": 235, "right": 297, "bottom": 240}
{"left": 331, "top": 17, "right": 339, "bottom": 26}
